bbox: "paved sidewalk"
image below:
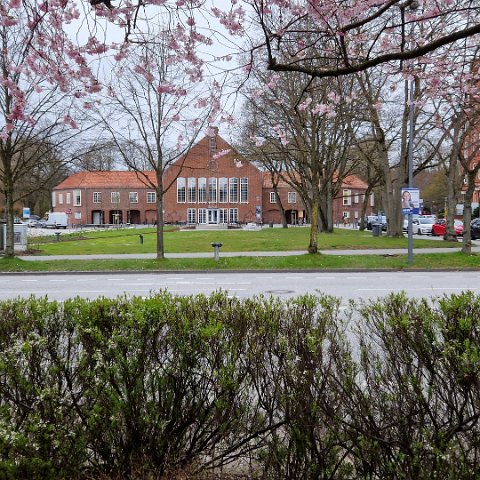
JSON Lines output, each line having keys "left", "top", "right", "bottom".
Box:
{"left": 19, "top": 246, "right": 473, "bottom": 261}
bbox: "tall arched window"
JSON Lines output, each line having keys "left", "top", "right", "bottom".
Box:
{"left": 177, "top": 178, "right": 186, "bottom": 203}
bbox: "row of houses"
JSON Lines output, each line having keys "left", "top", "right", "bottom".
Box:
{"left": 52, "top": 129, "right": 375, "bottom": 226}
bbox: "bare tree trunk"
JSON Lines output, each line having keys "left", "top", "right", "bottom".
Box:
{"left": 274, "top": 185, "right": 288, "bottom": 228}
{"left": 359, "top": 186, "right": 373, "bottom": 230}
{"left": 309, "top": 191, "right": 321, "bottom": 253}
{"left": 462, "top": 171, "right": 476, "bottom": 254}
{"left": 4, "top": 178, "right": 15, "bottom": 257}
{"left": 156, "top": 171, "right": 165, "bottom": 259}
{"left": 444, "top": 149, "right": 460, "bottom": 243}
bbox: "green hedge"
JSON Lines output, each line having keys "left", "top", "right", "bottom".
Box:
{"left": 0, "top": 291, "right": 479, "bottom": 479}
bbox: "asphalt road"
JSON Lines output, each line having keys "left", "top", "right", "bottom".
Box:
{"left": 1, "top": 270, "right": 477, "bottom": 302}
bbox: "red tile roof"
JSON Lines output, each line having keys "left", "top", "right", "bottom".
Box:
{"left": 262, "top": 171, "right": 368, "bottom": 189}
{"left": 54, "top": 171, "right": 157, "bottom": 190}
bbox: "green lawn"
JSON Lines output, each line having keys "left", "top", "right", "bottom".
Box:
{"left": 26, "top": 226, "right": 452, "bottom": 255}
{"left": 0, "top": 225, "right": 473, "bottom": 272}
{"left": 1, "top": 251, "right": 479, "bottom": 272}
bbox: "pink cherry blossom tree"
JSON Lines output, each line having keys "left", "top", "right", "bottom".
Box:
{"left": 242, "top": 0, "right": 480, "bottom": 79}
{"left": 0, "top": 2, "right": 105, "bottom": 256}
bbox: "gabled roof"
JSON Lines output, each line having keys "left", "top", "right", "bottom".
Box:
{"left": 54, "top": 171, "right": 157, "bottom": 190}
{"left": 262, "top": 171, "right": 369, "bottom": 189}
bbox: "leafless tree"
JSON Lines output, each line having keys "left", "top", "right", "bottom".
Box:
{"left": 97, "top": 34, "right": 216, "bottom": 259}
{"left": 240, "top": 70, "right": 361, "bottom": 253}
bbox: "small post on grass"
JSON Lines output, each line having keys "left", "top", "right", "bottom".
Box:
{"left": 211, "top": 242, "right": 223, "bottom": 261}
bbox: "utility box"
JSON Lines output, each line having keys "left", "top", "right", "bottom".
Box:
{"left": 2, "top": 223, "right": 28, "bottom": 251}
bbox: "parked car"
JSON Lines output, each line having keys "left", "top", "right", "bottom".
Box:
{"left": 431, "top": 219, "right": 463, "bottom": 237}
{"left": 471, "top": 218, "right": 480, "bottom": 240}
{"left": 412, "top": 216, "right": 435, "bottom": 235}
{"left": 25, "top": 218, "right": 40, "bottom": 227}
{"left": 366, "top": 215, "right": 387, "bottom": 231}
{"left": 403, "top": 214, "right": 420, "bottom": 232}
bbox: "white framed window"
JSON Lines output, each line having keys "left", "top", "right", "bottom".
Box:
{"left": 240, "top": 177, "right": 248, "bottom": 203}
{"left": 187, "top": 178, "right": 197, "bottom": 203}
{"left": 229, "top": 208, "right": 238, "bottom": 223}
{"left": 270, "top": 191, "right": 277, "bottom": 204}
{"left": 129, "top": 192, "right": 138, "bottom": 203}
{"left": 343, "top": 211, "right": 350, "bottom": 219}
{"left": 198, "top": 208, "right": 207, "bottom": 224}
{"left": 66, "top": 192, "right": 71, "bottom": 204}
{"left": 58, "top": 193, "right": 64, "bottom": 205}
{"left": 52, "top": 192, "right": 56, "bottom": 208}
{"left": 354, "top": 192, "right": 359, "bottom": 204}
{"left": 354, "top": 211, "right": 359, "bottom": 219}
{"left": 147, "top": 191, "right": 156, "bottom": 203}
{"left": 229, "top": 178, "right": 238, "bottom": 203}
{"left": 198, "top": 177, "right": 207, "bottom": 203}
{"left": 219, "top": 208, "right": 228, "bottom": 224}
{"left": 73, "top": 190, "right": 82, "bottom": 206}
{"left": 370, "top": 193, "right": 375, "bottom": 207}
{"left": 187, "top": 208, "right": 196, "bottom": 224}
{"left": 343, "top": 189, "right": 351, "bottom": 206}
{"left": 208, "top": 177, "right": 217, "bottom": 203}
{"left": 93, "top": 192, "right": 101, "bottom": 203}
{"left": 177, "top": 177, "right": 186, "bottom": 203}
{"left": 288, "top": 192, "right": 296, "bottom": 204}
{"left": 111, "top": 192, "right": 120, "bottom": 203}
{"left": 219, "top": 177, "right": 228, "bottom": 203}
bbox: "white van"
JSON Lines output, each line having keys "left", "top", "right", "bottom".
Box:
{"left": 45, "top": 212, "right": 68, "bottom": 229}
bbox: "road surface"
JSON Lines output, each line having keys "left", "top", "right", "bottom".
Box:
{"left": 1, "top": 270, "right": 477, "bottom": 302}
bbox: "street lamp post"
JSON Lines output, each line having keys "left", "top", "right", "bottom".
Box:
{"left": 407, "top": 77, "right": 415, "bottom": 264}
{"left": 405, "top": 0, "right": 419, "bottom": 265}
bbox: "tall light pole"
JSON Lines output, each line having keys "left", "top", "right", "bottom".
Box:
{"left": 405, "top": 0, "right": 418, "bottom": 265}
{"left": 407, "top": 77, "right": 415, "bottom": 264}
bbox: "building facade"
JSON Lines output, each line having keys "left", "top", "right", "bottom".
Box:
{"left": 52, "top": 130, "right": 374, "bottom": 226}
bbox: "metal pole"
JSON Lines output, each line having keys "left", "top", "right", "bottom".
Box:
{"left": 407, "top": 77, "right": 415, "bottom": 264}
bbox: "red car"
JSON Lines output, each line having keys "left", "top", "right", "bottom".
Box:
{"left": 431, "top": 219, "right": 463, "bottom": 237}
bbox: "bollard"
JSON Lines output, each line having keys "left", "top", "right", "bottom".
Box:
{"left": 139, "top": 234, "right": 144, "bottom": 244}
{"left": 211, "top": 242, "right": 223, "bottom": 261}
{"left": 55, "top": 232, "right": 61, "bottom": 241}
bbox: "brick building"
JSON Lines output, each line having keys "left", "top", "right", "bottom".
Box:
{"left": 52, "top": 171, "right": 158, "bottom": 226}
{"left": 52, "top": 130, "right": 374, "bottom": 226}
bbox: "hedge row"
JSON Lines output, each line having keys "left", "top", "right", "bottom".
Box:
{"left": 0, "top": 291, "right": 479, "bottom": 479}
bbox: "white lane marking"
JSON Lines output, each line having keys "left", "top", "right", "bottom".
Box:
{"left": 358, "top": 288, "right": 402, "bottom": 291}
{"left": 431, "top": 287, "right": 477, "bottom": 290}
{"left": 49, "top": 279, "right": 67, "bottom": 282}
{"left": 315, "top": 276, "right": 336, "bottom": 279}
{"left": 256, "top": 276, "right": 273, "bottom": 279}
{"left": 22, "top": 279, "right": 38, "bottom": 282}
{"left": 107, "top": 278, "right": 125, "bottom": 281}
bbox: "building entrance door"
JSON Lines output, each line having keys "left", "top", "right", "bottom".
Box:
{"left": 207, "top": 209, "right": 218, "bottom": 224}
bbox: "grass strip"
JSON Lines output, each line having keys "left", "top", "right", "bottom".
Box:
{"left": 2, "top": 252, "right": 479, "bottom": 272}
